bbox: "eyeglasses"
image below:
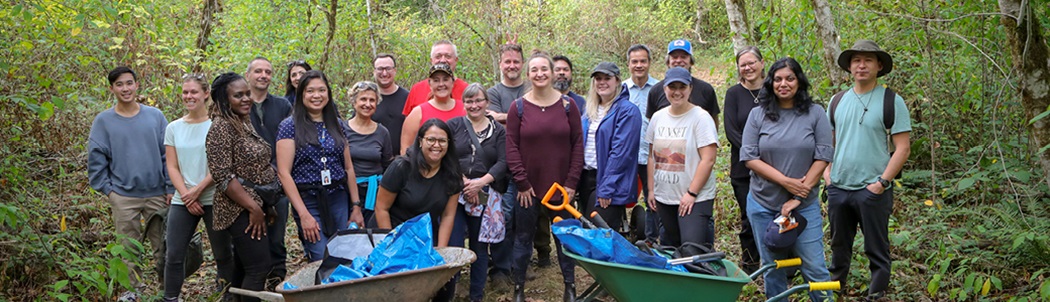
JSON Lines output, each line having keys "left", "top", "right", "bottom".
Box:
{"left": 375, "top": 66, "right": 395, "bottom": 73}
{"left": 463, "top": 97, "right": 488, "bottom": 105}
{"left": 182, "top": 73, "right": 206, "bottom": 80}
{"left": 424, "top": 137, "right": 449, "bottom": 146}
{"left": 287, "top": 60, "right": 306, "bottom": 67}
{"left": 738, "top": 60, "right": 759, "bottom": 69}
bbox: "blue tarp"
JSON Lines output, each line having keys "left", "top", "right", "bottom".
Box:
{"left": 552, "top": 219, "right": 686, "bottom": 272}
{"left": 320, "top": 213, "right": 446, "bottom": 284}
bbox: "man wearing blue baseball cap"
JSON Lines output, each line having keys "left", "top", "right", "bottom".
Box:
{"left": 646, "top": 39, "right": 720, "bottom": 129}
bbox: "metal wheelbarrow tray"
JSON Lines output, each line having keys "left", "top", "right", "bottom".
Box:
{"left": 565, "top": 249, "right": 752, "bottom": 302}
{"left": 231, "top": 247, "right": 476, "bottom": 302}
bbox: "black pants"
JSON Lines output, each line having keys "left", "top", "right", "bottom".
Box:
{"left": 655, "top": 200, "right": 713, "bottom": 248}
{"left": 266, "top": 196, "right": 289, "bottom": 284}
{"left": 532, "top": 205, "right": 552, "bottom": 260}
{"left": 228, "top": 211, "right": 271, "bottom": 302}
{"left": 513, "top": 197, "right": 575, "bottom": 285}
{"left": 827, "top": 185, "right": 894, "bottom": 298}
{"left": 731, "top": 177, "right": 760, "bottom": 269}
{"left": 576, "top": 169, "right": 598, "bottom": 222}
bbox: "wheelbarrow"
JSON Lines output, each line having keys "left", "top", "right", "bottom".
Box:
{"left": 539, "top": 182, "right": 839, "bottom": 302}
{"left": 229, "top": 247, "right": 476, "bottom": 302}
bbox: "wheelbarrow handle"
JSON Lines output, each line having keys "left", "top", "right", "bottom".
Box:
{"left": 667, "top": 251, "right": 725, "bottom": 265}
{"left": 807, "top": 281, "right": 841, "bottom": 291}
{"left": 774, "top": 258, "right": 802, "bottom": 269}
{"left": 229, "top": 287, "right": 285, "bottom": 302}
{"left": 749, "top": 257, "right": 803, "bottom": 280}
{"left": 764, "top": 281, "right": 840, "bottom": 302}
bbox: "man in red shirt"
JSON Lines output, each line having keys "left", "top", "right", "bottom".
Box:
{"left": 401, "top": 40, "right": 469, "bottom": 115}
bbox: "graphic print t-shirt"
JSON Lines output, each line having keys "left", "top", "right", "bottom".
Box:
{"left": 645, "top": 106, "right": 718, "bottom": 205}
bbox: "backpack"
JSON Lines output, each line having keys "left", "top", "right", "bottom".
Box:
{"left": 144, "top": 207, "right": 205, "bottom": 282}
{"left": 829, "top": 87, "right": 902, "bottom": 179}
{"left": 513, "top": 95, "right": 573, "bottom": 119}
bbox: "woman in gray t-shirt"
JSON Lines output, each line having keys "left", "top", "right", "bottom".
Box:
{"left": 740, "top": 57, "right": 833, "bottom": 301}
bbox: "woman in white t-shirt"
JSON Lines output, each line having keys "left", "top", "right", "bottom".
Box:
{"left": 162, "top": 74, "right": 233, "bottom": 301}
{"left": 644, "top": 67, "right": 718, "bottom": 248}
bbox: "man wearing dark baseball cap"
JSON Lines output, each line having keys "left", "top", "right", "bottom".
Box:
{"left": 646, "top": 39, "right": 720, "bottom": 130}
{"left": 823, "top": 39, "right": 912, "bottom": 300}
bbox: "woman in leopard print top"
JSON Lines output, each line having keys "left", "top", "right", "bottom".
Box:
{"left": 205, "top": 72, "right": 277, "bottom": 301}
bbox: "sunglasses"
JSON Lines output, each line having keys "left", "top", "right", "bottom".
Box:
{"left": 354, "top": 81, "right": 379, "bottom": 91}
{"left": 182, "top": 73, "right": 206, "bottom": 80}
{"left": 287, "top": 60, "right": 306, "bottom": 67}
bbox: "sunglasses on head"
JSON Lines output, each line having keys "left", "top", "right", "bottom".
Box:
{"left": 287, "top": 60, "right": 306, "bottom": 67}
{"left": 182, "top": 73, "right": 206, "bottom": 80}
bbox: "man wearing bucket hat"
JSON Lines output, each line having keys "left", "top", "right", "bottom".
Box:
{"left": 823, "top": 39, "right": 912, "bottom": 300}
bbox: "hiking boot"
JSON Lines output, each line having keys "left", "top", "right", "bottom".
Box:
{"left": 563, "top": 282, "right": 576, "bottom": 302}
{"left": 513, "top": 284, "right": 525, "bottom": 302}
{"left": 536, "top": 256, "right": 552, "bottom": 268}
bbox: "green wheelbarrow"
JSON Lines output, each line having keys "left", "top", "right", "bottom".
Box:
{"left": 229, "top": 247, "right": 475, "bottom": 302}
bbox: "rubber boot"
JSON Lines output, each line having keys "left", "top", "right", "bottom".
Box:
{"left": 563, "top": 282, "right": 576, "bottom": 302}
{"left": 514, "top": 284, "right": 526, "bottom": 302}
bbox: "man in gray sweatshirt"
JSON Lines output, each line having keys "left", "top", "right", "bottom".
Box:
{"left": 87, "top": 66, "right": 173, "bottom": 301}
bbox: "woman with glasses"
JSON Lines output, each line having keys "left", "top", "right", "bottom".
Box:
{"left": 399, "top": 63, "right": 465, "bottom": 154}
{"left": 506, "top": 51, "right": 584, "bottom": 302}
{"left": 205, "top": 72, "right": 277, "bottom": 301}
{"left": 375, "top": 118, "right": 463, "bottom": 301}
{"left": 162, "top": 73, "right": 234, "bottom": 301}
{"left": 275, "top": 70, "right": 364, "bottom": 262}
{"left": 344, "top": 81, "right": 393, "bottom": 224}
{"left": 446, "top": 83, "right": 507, "bottom": 302}
{"left": 724, "top": 46, "right": 765, "bottom": 272}
{"left": 284, "top": 60, "right": 312, "bottom": 105}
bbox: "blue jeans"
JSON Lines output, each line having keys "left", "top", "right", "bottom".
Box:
{"left": 489, "top": 181, "right": 516, "bottom": 276}
{"left": 747, "top": 194, "right": 832, "bottom": 301}
{"left": 291, "top": 187, "right": 350, "bottom": 262}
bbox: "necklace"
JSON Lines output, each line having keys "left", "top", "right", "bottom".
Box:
{"left": 854, "top": 88, "right": 875, "bottom": 124}
{"left": 746, "top": 88, "right": 759, "bottom": 104}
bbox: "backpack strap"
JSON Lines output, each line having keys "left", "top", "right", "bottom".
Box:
{"left": 515, "top": 98, "right": 524, "bottom": 119}
{"left": 882, "top": 88, "right": 896, "bottom": 130}
{"left": 829, "top": 90, "right": 847, "bottom": 128}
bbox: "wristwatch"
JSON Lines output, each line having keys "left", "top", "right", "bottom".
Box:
{"left": 352, "top": 200, "right": 363, "bottom": 208}
{"left": 876, "top": 177, "right": 891, "bottom": 188}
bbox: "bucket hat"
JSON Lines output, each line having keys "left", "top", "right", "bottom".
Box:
{"left": 763, "top": 211, "right": 809, "bottom": 253}
{"left": 837, "top": 39, "right": 893, "bottom": 77}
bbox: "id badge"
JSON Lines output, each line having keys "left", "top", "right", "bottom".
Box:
{"left": 320, "top": 169, "right": 332, "bottom": 185}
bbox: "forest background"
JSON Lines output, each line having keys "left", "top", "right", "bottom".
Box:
{"left": 1, "top": 0, "right": 1050, "bottom": 301}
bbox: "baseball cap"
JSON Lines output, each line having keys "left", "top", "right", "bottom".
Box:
{"left": 428, "top": 63, "right": 454, "bottom": 78}
{"left": 664, "top": 67, "right": 691, "bottom": 86}
{"left": 590, "top": 62, "right": 620, "bottom": 78}
{"left": 763, "top": 212, "right": 808, "bottom": 253}
{"left": 667, "top": 39, "right": 693, "bottom": 56}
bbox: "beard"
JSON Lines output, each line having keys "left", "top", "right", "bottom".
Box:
{"left": 554, "top": 78, "right": 572, "bottom": 92}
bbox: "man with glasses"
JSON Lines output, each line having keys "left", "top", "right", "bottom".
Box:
{"left": 372, "top": 53, "right": 409, "bottom": 153}
{"left": 401, "top": 40, "right": 469, "bottom": 115}
{"left": 245, "top": 56, "right": 293, "bottom": 290}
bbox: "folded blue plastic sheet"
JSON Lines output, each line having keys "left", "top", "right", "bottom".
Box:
{"left": 552, "top": 219, "right": 686, "bottom": 272}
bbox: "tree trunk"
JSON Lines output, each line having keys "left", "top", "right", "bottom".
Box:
{"left": 1000, "top": 0, "right": 1050, "bottom": 188}
{"left": 723, "top": 0, "right": 750, "bottom": 54}
{"left": 365, "top": 0, "right": 377, "bottom": 58}
{"left": 192, "top": 0, "right": 222, "bottom": 72}
{"left": 808, "top": 0, "right": 848, "bottom": 87}
{"left": 319, "top": 0, "right": 338, "bottom": 70}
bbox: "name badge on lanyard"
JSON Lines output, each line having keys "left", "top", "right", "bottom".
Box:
{"left": 319, "top": 127, "right": 332, "bottom": 186}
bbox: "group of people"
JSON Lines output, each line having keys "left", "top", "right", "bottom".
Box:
{"left": 87, "top": 36, "right": 909, "bottom": 302}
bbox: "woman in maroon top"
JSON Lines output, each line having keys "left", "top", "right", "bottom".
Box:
{"left": 505, "top": 51, "right": 584, "bottom": 302}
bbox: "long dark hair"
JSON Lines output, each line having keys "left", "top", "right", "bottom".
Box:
{"left": 210, "top": 72, "right": 245, "bottom": 120}
{"left": 292, "top": 70, "right": 346, "bottom": 149}
{"left": 757, "top": 57, "right": 813, "bottom": 122}
{"left": 284, "top": 60, "right": 312, "bottom": 97}
{"left": 405, "top": 118, "right": 463, "bottom": 194}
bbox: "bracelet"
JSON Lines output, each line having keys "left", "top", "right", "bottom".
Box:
{"left": 352, "top": 200, "right": 363, "bottom": 207}
{"left": 792, "top": 195, "right": 804, "bottom": 201}
{"left": 687, "top": 190, "right": 698, "bottom": 198}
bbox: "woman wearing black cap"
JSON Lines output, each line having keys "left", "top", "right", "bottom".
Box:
{"left": 740, "top": 57, "right": 833, "bottom": 301}
{"left": 580, "top": 61, "right": 642, "bottom": 232}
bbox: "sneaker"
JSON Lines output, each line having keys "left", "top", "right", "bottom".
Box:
{"left": 117, "top": 291, "right": 139, "bottom": 302}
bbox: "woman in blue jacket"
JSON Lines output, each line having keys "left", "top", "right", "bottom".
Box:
{"left": 581, "top": 62, "right": 642, "bottom": 231}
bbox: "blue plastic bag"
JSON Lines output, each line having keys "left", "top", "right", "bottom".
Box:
{"left": 552, "top": 219, "right": 685, "bottom": 272}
